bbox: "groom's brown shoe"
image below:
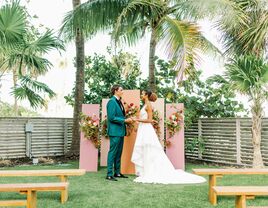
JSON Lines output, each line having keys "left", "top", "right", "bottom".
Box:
{"left": 114, "top": 173, "right": 128, "bottom": 178}
{"left": 106, "top": 176, "right": 118, "bottom": 181}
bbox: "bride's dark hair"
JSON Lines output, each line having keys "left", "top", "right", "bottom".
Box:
{"left": 144, "top": 89, "right": 157, "bottom": 102}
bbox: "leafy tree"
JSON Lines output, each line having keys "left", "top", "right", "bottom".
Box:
{"left": 65, "top": 50, "right": 141, "bottom": 105}
{"left": 151, "top": 58, "right": 246, "bottom": 128}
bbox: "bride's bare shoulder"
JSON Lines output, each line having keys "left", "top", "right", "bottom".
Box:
{"left": 145, "top": 102, "right": 153, "bottom": 111}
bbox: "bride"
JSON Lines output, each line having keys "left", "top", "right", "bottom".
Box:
{"left": 131, "top": 90, "right": 206, "bottom": 184}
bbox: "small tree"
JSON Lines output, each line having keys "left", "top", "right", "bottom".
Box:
{"left": 225, "top": 55, "right": 268, "bottom": 168}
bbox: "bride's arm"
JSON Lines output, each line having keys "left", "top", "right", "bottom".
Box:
{"left": 136, "top": 104, "right": 153, "bottom": 123}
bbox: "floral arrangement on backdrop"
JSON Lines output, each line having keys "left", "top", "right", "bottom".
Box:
{"left": 124, "top": 102, "right": 139, "bottom": 136}
{"left": 165, "top": 109, "right": 183, "bottom": 147}
{"left": 101, "top": 102, "right": 139, "bottom": 138}
{"left": 80, "top": 113, "right": 100, "bottom": 148}
{"left": 152, "top": 108, "right": 161, "bottom": 138}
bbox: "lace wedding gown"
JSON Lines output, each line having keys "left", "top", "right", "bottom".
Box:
{"left": 131, "top": 105, "right": 206, "bottom": 184}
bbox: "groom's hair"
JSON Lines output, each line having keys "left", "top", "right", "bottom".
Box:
{"left": 111, "top": 84, "right": 122, "bottom": 95}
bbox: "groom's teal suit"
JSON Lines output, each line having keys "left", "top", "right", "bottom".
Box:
{"left": 106, "top": 96, "right": 126, "bottom": 177}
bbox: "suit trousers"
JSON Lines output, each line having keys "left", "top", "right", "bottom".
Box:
{"left": 107, "top": 136, "right": 124, "bottom": 176}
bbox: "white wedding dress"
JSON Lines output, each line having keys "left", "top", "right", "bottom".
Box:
{"left": 131, "top": 104, "right": 206, "bottom": 184}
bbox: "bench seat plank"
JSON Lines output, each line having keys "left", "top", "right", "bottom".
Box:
{"left": 192, "top": 169, "right": 268, "bottom": 175}
{"left": 213, "top": 186, "right": 268, "bottom": 208}
{"left": 213, "top": 186, "right": 268, "bottom": 196}
{"left": 0, "top": 169, "right": 85, "bottom": 177}
{"left": 0, "top": 200, "right": 27, "bottom": 206}
{"left": 0, "top": 183, "right": 68, "bottom": 192}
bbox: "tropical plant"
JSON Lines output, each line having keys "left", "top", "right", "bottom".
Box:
{"left": 0, "top": 1, "right": 64, "bottom": 114}
{"left": 61, "top": 0, "right": 219, "bottom": 91}
{"left": 223, "top": 55, "right": 268, "bottom": 168}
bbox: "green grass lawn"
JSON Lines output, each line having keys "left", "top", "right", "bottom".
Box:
{"left": 0, "top": 161, "right": 268, "bottom": 208}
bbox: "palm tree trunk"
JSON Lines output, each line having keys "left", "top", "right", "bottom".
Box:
{"left": 69, "top": 0, "right": 85, "bottom": 156}
{"left": 148, "top": 28, "right": 157, "bottom": 92}
{"left": 251, "top": 96, "right": 264, "bottom": 168}
{"left": 12, "top": 68, "right": 18, "bottom": 116}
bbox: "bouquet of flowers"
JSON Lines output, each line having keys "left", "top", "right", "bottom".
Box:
{"left": 124, "top": 102, "right": 139, "bottom": 136}
{"left": 152, "top": 109, "right": 161, "bottom": 138}
{"left": 165, "top": 110, "right": 183, "bottom": 147}
{"left": 80, "top": 113, "right": 100, "bottom": 148}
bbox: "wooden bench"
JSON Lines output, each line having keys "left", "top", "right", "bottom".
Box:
{"left": 0, "top": 182, "right": 68, "bottom": 208}
{"left": 192, "top": 168, "right": 268, "bottom": 205}
{"left": 0, "top": 169, "right": 85, "bottom": 203}
{"left": 213, "top": 186, "right": 268, "bottom": 208}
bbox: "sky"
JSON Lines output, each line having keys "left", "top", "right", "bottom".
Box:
{"left": 0, "top": 0, "right": 267, "bottom": 117}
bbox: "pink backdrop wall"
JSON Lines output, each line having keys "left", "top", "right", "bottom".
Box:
{"left": 165, "top": 103, "right": 185, "bottom": 170}
{"left": 100, "top": 99, "right": 109, "bottom": 166}
{"left": 79, "top": 104, "right": 99, "bottom": 172}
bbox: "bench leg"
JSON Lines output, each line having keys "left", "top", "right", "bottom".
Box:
{"left": 58, "top": 176, "right": 68, "bottom": 203}
{"left": 58, "top": 175, "right": 68, "bottom": 182}
{"left": 27, "top": 191, "right": 37, "bottom": 208}
{"left": 61, "top": 187, "right": 68, "bottom": 204}
{"left": 235, "top": 195, "right": 246, "bottom": 208}
{"left": 209, "top": 175, "right": 217, "bottom": 205}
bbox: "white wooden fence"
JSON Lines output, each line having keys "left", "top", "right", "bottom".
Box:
{"left": 185, "top": 118, "right": 268, "bottom": 166}
{"left": 0, "top": 117, "right": 72, "bottom": 159}
{"left": 1, "top": 117, "right": 268, "bottom": 167}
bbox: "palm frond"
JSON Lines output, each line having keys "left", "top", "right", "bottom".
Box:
{"left": 172, "top": 0, "right": 247, "bottom": 23}
{"left": 11, "top": 75, "right": 56, "bottom": 108}
{"left": 0, "top": 0, "right": 26, "bottom": 47}
{"left": 156, "top": 17, "right": 219, "bottom": 80}
{"left": 60, "top": 0, "right": 128, "bottom": 41}
{"left": 216, "top": 0, "right": 268, "bottom": 56}
{"left": 25, "top": 30, "right": 65, "bottom": 54}
{"left": 225, "top": 55, "right": 268, "bottom": 97}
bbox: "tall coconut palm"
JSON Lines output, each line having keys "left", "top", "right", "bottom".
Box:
{"left": 68, "top": 0, "right": 85, "bottom": 156}
{"left": 61, "top": 0, "right": 220, "bottom": 91}
{"left": 225, "top": 55, "right": 268, "bottom": 168}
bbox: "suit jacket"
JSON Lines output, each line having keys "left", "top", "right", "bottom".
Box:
{"left": 106, "top": 96, "right": 126, "bottom": 137}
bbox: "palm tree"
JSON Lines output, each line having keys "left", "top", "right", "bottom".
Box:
{"left": 225, "top": 55, "right": 268, "bottom": 168}
{"left": 68, "top": 0, "right": 85, "bottom": 156}
{"left": 3, "top": 30, "right": 63, "bottom": 113}
{"left": 0, "top": 1, "right": 64, "bottom": 113}
{"left": 61, "top": 0, "right": 219, "bottom": 91}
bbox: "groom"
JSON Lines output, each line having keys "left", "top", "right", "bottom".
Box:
{"left": 106, "top": 85, "right": 133, "bottom": 181}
